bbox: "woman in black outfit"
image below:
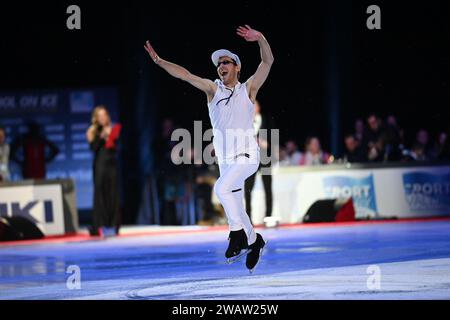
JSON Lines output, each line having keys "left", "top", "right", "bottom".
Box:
{"left": 86, "top": 106, "right": 122, "bottom": 236}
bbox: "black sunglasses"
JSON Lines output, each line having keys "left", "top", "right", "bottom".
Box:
{"left": 217, "top": 60, "right": 237, "bottom": 68}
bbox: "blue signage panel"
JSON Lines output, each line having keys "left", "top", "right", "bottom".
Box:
{"left": 0, "top": 87, "right": 119, "bottom": 209}
{"left": 323, "top": 175, "right": 378, "bottom": 216}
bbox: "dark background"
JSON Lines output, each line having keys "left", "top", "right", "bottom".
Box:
{"left": 1, "top": 0, "right": 449, "bottom": 223}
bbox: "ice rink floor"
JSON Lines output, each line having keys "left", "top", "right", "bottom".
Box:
{"left": 1, "top": 219, "right": 450, "bottom": 300}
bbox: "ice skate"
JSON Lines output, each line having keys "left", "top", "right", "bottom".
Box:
{"left": 246, "top": 233, "right": 267, "bottom": 273}
{"left": 225, "top": 229, "right": 250, "bottom": 264}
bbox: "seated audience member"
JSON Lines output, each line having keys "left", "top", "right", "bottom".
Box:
{"left": 362, "top": 114, "right": 384, "bottom": 149}
{"left": 431, "top": 132, "right": 447, "bottom": 159}
{"left": 300, "top": 136, "right": 331, "bottom": 166}
{"left": 414, "top": 129, "right": 434, "bottom": 159}
{"left": 277, "top": 146, "right": 290, "bottom": 167}
{"left": 343, "top": 134, "right": 366, "bottom": 163}
{"left": 437, "top": 131, "right": 450, "bottom": 161}
{"left": 379, "top": 120, "right": 402, "bottom": 161}
{"left": 386, "top": 115, "right": 397, "bottom": 127}
{"left": 386, "top": 115, "right": 405, "bottom": 151}
{"left": 362, "top": 114, "right": 398, "bottom": 162}
{"left": 354, "top": 118, "right": 365, "bottom": 142}
{"left": 283, "top": 140, "right": 303, "bottom": 166}
{"left": 367, "top": 139, "right": 384, "bottom": 162}
{"left": 402, "top": 143, "right": 428, "bottom": 161}
{"left": 362, "top": 114, "right": 384, "bottom": 161}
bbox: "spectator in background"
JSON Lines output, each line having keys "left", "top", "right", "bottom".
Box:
{"left": 184, "top": 147, "right": 221, "bottom": 226}
{"left": 354, "top": 118, "right": 365, "bottom": 142}
{"left": 300, "top": 136, "right": 331, "bottom": 166}
{"left": 0, "top": 127, "right": 10, "bottom": 181}
{"left": 86, "top": 106, "right": 122, "bottom": 236}
{"left": 154, "top": 118, "right": 178, "bottom": 169}
{"left": 362, "top": 114, "right": 385, "bottom": 162}
{"left": 379, "top": 117, "right": 403, "bottom": 161}
{"left": 10, "top": 121, "right": 59, "bottom": 179}
{"left": 153, "top": 118, "right": 181, "bottom": 225}
{"left": 437, "top": 131, "right": 450, "bottom": 161}
{"left": 415, "top": 129, "right": 434, "bottom": 160}
{"left": 433, "top": 132, "right": 448, "bottom": 159}
{"left": 283, "top": 140, "right": 303, "bottom": 166}
{"left": 277, "top": 146, "right": 290, "bottom": 167}
{"left": 415, "top": 129, "right": 429, "bottom": 146}
{"left": 386, "top": 115, "right": 397, "bottom": 127}
{"left": 386, "top": 115, "right": 405, "bottom": 151}
{"left": 363, "top": 114, "right": 383, "bottom": 146}
{"left": 402, "top": 143, "right": 427, "bottom": 161}
{"left": 245, "top": 100, "right": 275, "bottom": 222}
{"left": 343, "top": 134, "right": 366, "bottom": 163}
{"left": 413, "top": 143, "right": 428, "bottom": 161}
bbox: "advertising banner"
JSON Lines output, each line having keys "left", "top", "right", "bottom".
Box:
{"left": 0, "top": 87, "right": 119, "bottom": 209}
{"left": 250, "top": 165, "right": 450, "bottom": 224}
{"left": 0, "top": 184, "right": 65, "bottom": 235}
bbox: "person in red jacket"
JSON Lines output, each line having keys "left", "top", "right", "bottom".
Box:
{"left": 86, "top": 106, "right": 122, "bottom": 236}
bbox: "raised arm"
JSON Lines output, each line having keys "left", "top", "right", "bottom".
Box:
{"left": 237, "top": 25, "right": 274, "bottom": 102}
{"left": 144, "top": 41, "right": 216, "bottom": 100}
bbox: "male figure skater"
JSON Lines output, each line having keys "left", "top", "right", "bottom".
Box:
{"left": 144, "top": 25, "right": 274, "bottom": 272}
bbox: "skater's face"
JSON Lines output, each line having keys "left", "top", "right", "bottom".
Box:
{"left": 217, "top": 57, "right": 240, "bottom": 85}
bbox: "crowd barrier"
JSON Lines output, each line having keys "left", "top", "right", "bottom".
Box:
{"left": 250, "top": 162, "right": 450, "bottom": 224}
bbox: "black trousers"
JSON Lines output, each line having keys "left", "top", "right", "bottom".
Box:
{"left": 93, "top": 159, "right": 121, "bottom": 232}
{"left": 244, "top": 164, "right": 272, "bottom": 222}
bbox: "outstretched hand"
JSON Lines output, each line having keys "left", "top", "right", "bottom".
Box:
{"left": 144, "top": 40, "right": 160, "bottom": 63}
{"left": 236, "top": 25, "right": 262, "bottom": 42}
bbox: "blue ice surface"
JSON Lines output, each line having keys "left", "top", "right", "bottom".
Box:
{"left": 1, "top": 220, "right": 450, "bottom": 299}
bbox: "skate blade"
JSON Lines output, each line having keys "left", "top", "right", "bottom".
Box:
{"left": 249, "top": 240, "right": 268, "bottom": 274}
{"left": 226, "top": 249, "right": 251, "bottom": 265}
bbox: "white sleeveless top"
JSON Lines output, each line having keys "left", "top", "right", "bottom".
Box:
{"left": 207, "top": 80, "right": 259, "bottom": 163}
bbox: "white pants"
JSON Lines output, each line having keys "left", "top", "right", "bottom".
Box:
{"left": 214, "top": 150, "right": 259, "bottom": 245}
